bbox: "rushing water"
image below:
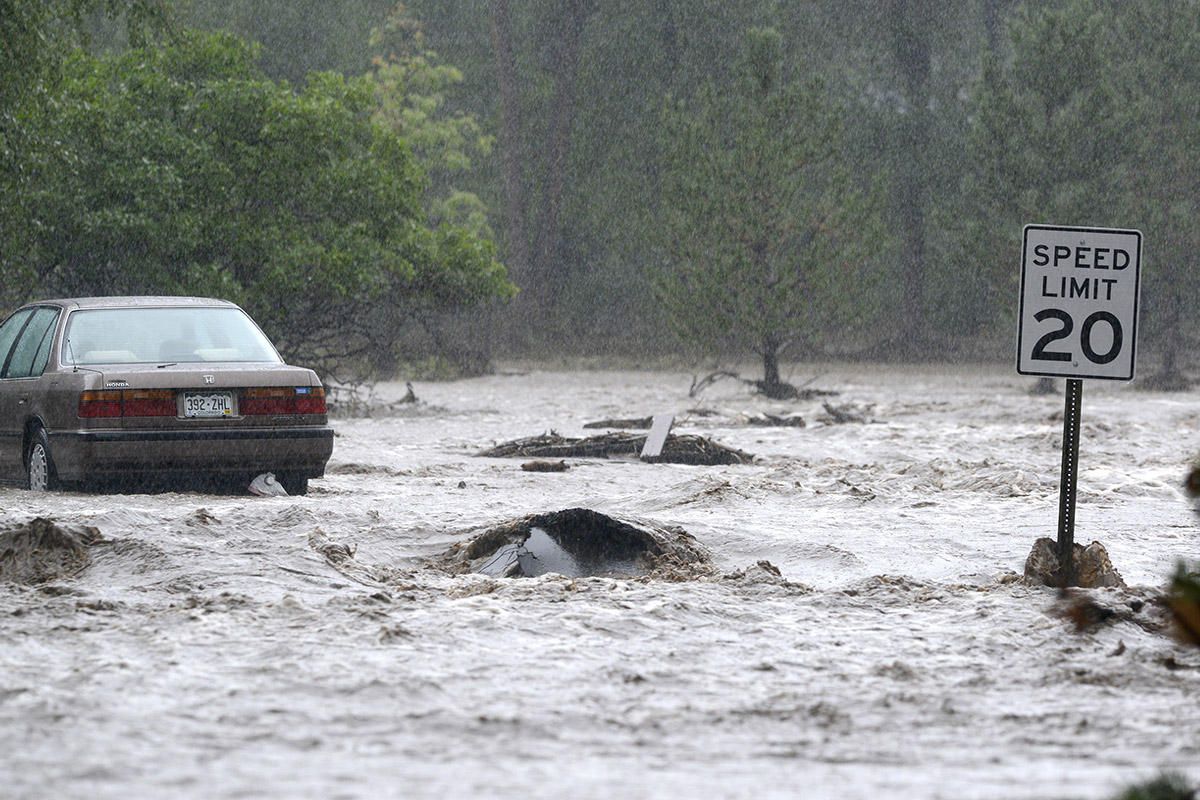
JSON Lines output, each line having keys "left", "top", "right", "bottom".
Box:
{"left": 1, "top": 364, "right": 1197, "bottom": 799}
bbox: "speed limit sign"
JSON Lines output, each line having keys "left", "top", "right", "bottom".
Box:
{"left": 1017, "top": 224, "right": 1142, "bottom": 381}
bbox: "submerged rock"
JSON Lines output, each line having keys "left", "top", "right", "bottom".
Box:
{"left": 441, "top": 507, "right": 711, "bottom": 579}
{"left": 0, "top": 518, "right": 101, "bottom": 585}
{"left": 1024, "top": 537, "right": 1126, "bottom": 588}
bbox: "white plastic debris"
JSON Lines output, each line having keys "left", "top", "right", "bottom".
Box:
{"left": 248, "top": 472, "right": 289, "bottom": 497}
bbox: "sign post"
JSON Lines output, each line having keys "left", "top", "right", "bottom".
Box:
{"left": 1056, "top": 378, "right": 1083, "bottom": 585}
{"left": 1017, "top": 224, "right": 1142, "bottom": 586}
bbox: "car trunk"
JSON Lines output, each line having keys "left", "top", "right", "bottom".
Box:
{"left": 77, "top": 363, "right": 326, "bottom": 431}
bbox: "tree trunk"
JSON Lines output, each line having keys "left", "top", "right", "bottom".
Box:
{"left": 1150, "top": 280, "right": 1189, "bottom": 390}
{"left": 531, "top": 0, "right": 590, "bottom": 315}
{"left": 1032, "top": 377, "right": 1056, "bottom": 395}
{"left": 898, "top": 171, "right": 927, "bottom": 343}
{"left": 758, "top": 338, "right": 795, "bottom": 400}
{"left": 489, "top": 0, "right": 531, "bottom": 312}
{"left": 984, "top": 0, "right": 1003, "bottom": 53}
{"left": 890, "top": 0, "right": 932, "bottom": 347}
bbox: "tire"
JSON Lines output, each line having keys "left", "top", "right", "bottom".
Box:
{"left": 26, "top": 428, "right": 59, "bottom": 492}
{"left": 277, "top": 472, "right": 309, "bottom": 496}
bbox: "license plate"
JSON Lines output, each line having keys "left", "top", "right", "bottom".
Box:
{"left": 182, "top": 391, "right": 234, "bottom": 418}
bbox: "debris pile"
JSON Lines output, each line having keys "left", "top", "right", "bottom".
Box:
{"left": 326, "top": 382, "right": 423, "bottom": 418}
{"left": 478, "top": 431, "right": 753, "bottom": 466}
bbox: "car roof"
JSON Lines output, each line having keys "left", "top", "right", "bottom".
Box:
{"left": 29, "top": 296, "right": 241, "bottom": 311}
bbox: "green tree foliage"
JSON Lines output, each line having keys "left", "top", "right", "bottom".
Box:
{"left": 181, "top": 0, "right": 394, "bottom": 85}
{"left": 1113, "top": 0, "right": 1200, "bottom": 387}
{"left": 965, "top": 0, "right": 1200, "bottom": 384}
{"left": 549, "top": 0, "right": 767, "bottom": 349}
{"left": 366, "top": 3, "right": 493, "bottom": 235}
{"left": 398, "top": 0, "right": 1000, "bottom": 355}
{"left": 960, "top": 0, "right": 1131, "bottom": 336}
{"left": 1168, "top": 560, "right": 1200, "bottom": 647}
{"left": 20, "top": 29, "right": 512, "bottom": 377}
{"left": 654, "top": 28, "right": 891, "bottom": 398}
{"left": 1111, "top": 771, "right": 1196, "bottom": 800}
{"left": 1, "top": 0, "right": 172, "bottom": 306}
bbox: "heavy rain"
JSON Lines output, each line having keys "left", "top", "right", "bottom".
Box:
{"left": 2, "top": 2, "right": 1199, "bottom": 799}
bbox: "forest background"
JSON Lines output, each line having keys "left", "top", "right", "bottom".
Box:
{"left": 2, "top": 0, "right": 1197, "bottom": 390}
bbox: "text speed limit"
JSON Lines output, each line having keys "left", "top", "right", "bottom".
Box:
{"left": 1017, "top": 224, "right": 1142, "bottom": 381}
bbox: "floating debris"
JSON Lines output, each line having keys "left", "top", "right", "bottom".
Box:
{"left": 583, "top": 416, "right": 654, "bottom": 429}
{"left": 640, "top": 414, "right": 675, "bottom": 459}
{"left": 249, "top": 472, "right": 288, "bottom": 497}
{"left": 478, "top": 431, "right": 753, "bottom": 466}
{"left": 820, "top": 402, "right": 874, "bottom": 424}
{"left": 440, "top": 508, "right": 712, "bottom": 580}
{"left": 745, "top": 413, "right": 806, "bottom": 427}
{"left": 521, "top": 460, "right": 569, "bottom": 472}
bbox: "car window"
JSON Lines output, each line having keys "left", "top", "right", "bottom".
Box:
{"left": 0, "top": 309, "right": 35, "bottom": 378}
{"left": 64, "top": 306, "right": 282, "bottom": 365}
{"left": 4, "top": 307, "right": 61, "bottom": 379}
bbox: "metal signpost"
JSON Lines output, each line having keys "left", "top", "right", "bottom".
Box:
{"left": 1017, "top": 224, "right": 1142, "bottom": 585}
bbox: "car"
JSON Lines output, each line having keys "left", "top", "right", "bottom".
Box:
{"left": 0, "top": 296, "right": 334, "bottom": 494}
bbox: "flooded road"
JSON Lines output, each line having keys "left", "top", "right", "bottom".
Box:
{"left": 1, "top": 364, "right": 1198, "bottom": 799}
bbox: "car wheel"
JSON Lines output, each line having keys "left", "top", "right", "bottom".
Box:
{"left": 277, "top": 472, "right": 309, "bottom": 496}
{"left": 27, "top": 428, "right": 59, "bottom": 492}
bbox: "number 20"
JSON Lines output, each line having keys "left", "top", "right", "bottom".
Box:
{"left": 1031, "top": 309, "right": 1123, "bottom": 365}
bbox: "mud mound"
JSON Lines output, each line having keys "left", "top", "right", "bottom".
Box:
{"left": 478, "top": 432, "right": 753, "bottom": 465}
{"left": 0, "top": 518, "right": 101, "bottom": 585}
{"left": 1024, "top": 538, "right": 1126, "bottom": 588}
{"left": 439, "top": 508, "right": 712, "bottom": 579}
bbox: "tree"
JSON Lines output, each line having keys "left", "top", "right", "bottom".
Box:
{"left": 0, "top": 0, "right": 173, "bottom": 307}
{"left": 886, "top": 0, "right": 937, "bottom": 347}
{"left": 20, "top": 29, "right": 513, "bottom": 378}
{"left": 965, "top": 0, "right": 1200, "bottom": 387}
{"left": 654, "top": 28, "right": 891, "bottom": 398}
{"left": 488, "top": 0, "right": 593, "bottom": 324}
{"left": 961, "top": 0, "right": 1131, "bottom": 379}
{"left": 180, "top": 0, "right": 395, "bottom": 86}
{"left": 1114, "top": 0, "right": 1200, "bottom": 388}
{"left": 367, "top": 3, "right": 494, "bottom": 235}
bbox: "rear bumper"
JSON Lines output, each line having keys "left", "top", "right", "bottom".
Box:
{"left": 49, "top": 426, "right": 335, "bottom": 482}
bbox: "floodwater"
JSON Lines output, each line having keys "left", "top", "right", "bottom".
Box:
{"left": 1, "top": 364, "right": 1198, "bottom": 799}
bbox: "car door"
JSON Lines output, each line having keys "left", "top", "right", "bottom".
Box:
{"left": 0, "top": 307, "right": 60, "bottom": 479}
{"left": 0, "top": 308, "right": 36, "bottom": 479}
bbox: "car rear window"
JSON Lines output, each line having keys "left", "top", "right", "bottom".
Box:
{"left": 64, "top": 307, "right": 283, "bottom": 365}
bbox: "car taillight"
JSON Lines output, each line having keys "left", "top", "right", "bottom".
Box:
{"left": 241, "top": 387, "right": 326, "bottom": 415}
{"left": 122, "top": 389, "right": 177, "bottom": 417}
{"left": 79, "top": 389, "right": 178, "bottom": 418}
{"left": 79, "top": 390, "right": 122, "bottom": 418}
{"left": 241, "top": 388, "right": 294, "bottom": 415}
{"left": 295, "top": 387, "right": 326, "bottom": 415}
